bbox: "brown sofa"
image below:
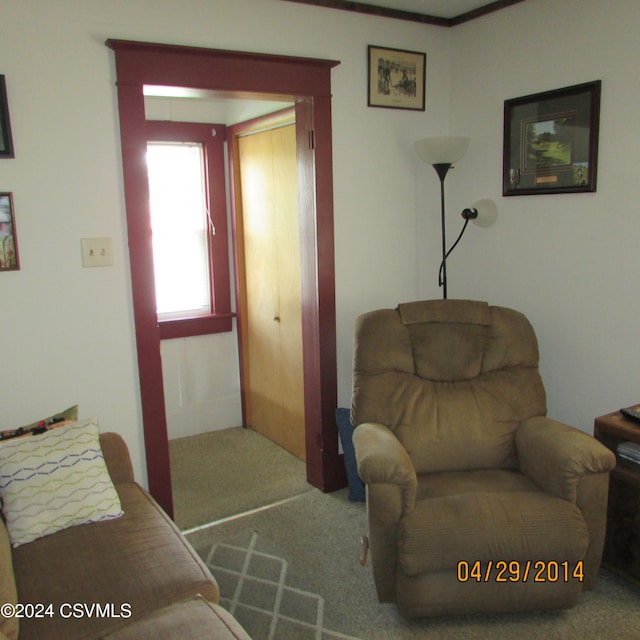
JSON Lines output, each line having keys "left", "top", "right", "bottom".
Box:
{"left": 352, "top": 300, "right": 616, "bottom": 618}
{"left": 0, "top": 432, "right": 250, "bottom": 640}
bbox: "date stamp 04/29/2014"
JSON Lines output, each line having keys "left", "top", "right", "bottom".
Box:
{"left": 457, "top": 560, "right": 585, "bottom": 583}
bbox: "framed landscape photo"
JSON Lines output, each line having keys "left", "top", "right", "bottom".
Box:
{"left": 0, "top": 76, "right": 14, "bottom": 159}
{"left": 503, "top": 81, "right": 601, "bottom": 195}
{"left": 368, "top": 45, "right": 426, "bottom": 111}
{"left": 0, "top": 193, "right": 19, "bottom": 271}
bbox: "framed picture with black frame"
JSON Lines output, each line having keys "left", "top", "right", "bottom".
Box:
{"left": 0, "top": 75, "right": 14, "bottom": 159}
{"left": 367, "top": 45, "right": 426, "bottom": 111}
{"left": 503, "top": 80, "right": 601, "bottom": 195}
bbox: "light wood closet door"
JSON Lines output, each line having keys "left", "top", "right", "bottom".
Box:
{"left": 238, "top": 123, "right": 306, "bottom": 460}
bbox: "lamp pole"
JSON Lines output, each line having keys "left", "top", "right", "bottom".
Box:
{"left": 414, "top": 136, "right": 471, "bottom": 299}
{"left": 432, "top": 162, "right": 452, "bottom": 299}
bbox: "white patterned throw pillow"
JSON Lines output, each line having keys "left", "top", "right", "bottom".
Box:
{"left": 0, "top": 417, "right": 123, "bottom": 547}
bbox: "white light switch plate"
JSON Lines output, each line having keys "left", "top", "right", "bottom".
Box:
{"left": 81, "top": 237, "right": 113, "bottom": 267}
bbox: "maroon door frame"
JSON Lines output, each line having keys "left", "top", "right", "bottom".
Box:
{"left": 106, "top": 39, "right": 344, "bottom": 516}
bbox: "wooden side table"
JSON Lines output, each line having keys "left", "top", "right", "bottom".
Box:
{"left": 594, "top": 411, "right": 640, "bottom": 584}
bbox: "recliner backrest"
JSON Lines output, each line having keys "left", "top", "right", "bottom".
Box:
{"left": 351, "top": 300, "right": 547, "bottom": 474}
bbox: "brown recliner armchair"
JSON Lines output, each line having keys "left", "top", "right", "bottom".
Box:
{"left": 351, "top": 299, "right": 616, "bottom": 619}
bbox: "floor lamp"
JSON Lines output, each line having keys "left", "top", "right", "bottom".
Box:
{"left": 415, "top": 136, "right": 497, "bottom": 299}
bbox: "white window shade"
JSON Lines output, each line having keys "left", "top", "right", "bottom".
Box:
{"left": 146, "top": 142, "right": 211, "bottom": 318}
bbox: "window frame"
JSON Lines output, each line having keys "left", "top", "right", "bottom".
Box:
{"left": 146, "top": 120, "right": 233, "bottom": 339}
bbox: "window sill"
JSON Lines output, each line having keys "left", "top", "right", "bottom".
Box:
{"left": 158, "top": 313, "right": 235, "bottom": 340}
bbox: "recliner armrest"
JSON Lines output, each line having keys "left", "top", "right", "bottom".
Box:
{"left": 516, "top": 416, "right": 616, "bottom": 502}
{"left": 353, "top": 422, "right": 417, "bottom": 515}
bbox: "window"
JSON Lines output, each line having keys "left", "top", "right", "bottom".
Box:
{"left": 147, "top": 142, "right": 210, "bottom": 318}
{"left": 146, "top": 121, "right": 232, "bottom": 339}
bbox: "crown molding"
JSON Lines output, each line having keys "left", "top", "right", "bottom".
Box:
{"left": 280, "top": 0, "right": 526, "bottom": 26}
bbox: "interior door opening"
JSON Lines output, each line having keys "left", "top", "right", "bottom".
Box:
{"left": 108, "top": 39, "right": 345, "bottom": 517}
{"left": 149, "top": 103, "right": 308, "bottom": 526}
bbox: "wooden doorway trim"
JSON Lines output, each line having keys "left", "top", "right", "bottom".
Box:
{"left": 107, "top": 39, "right": 343, "bottom": 515}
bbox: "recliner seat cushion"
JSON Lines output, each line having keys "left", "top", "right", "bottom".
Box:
{"left": 399, "top": 491, "right": 589, "bottom": 576}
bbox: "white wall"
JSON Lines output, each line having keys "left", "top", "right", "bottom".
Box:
{"left": 448, "top": 0, "right": 640, "bottom": 432}
{"left": 3, "top": 0, "right": 636, "bottom": 489}
{"left": 161, "top": 333, "right": 242, "bottom": 440}
{"left": 0, "top": 0, "right": 451, "bottom": 485}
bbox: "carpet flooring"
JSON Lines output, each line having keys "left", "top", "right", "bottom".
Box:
{"left": 187, "top": 488, "right": 640, "bottom": 640}
{"left": 169, "top": 427, "right": 313, "bottom": 531}
{"left": 203, "top": 529, "right": 362, "bottom": 639}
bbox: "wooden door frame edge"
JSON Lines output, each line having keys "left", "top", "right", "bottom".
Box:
{"left": 107, "top": 39, "right": 344, "bottom": 515}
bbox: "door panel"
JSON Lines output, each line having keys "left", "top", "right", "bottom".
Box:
{"left": 238, "top": 123, "right": 306, "bottom": 460}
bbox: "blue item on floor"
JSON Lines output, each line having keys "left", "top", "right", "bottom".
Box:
{"left": 336, "top": 408, "right": 366, "bottom": 502}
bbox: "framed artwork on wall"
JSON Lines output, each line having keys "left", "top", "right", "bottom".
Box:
{"left": 0, "top": 193, "right": 19, "bottom": 271}
{"left": 0, "top": 76, "right": 14, "bottom": 159}
{"left": 367, "top": 45, "right": 426, "bottom": 111}
{"left": 503, "top": 80, "right": 601, "bottom": 195}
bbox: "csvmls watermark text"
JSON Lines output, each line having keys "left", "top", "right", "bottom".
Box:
{"left": 1, "top": 602, "right": 132, "bottom": 619}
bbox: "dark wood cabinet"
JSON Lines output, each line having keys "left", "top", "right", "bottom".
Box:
{"left": 594, "top": 411, "right": 640, "bottom": 584}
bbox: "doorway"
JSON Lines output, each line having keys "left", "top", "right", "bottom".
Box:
{"left": 107, "top": 39, "right": 344, "bottom": 516}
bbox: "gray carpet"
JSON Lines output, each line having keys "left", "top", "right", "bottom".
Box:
{"left": 169, "top": 427, "right": 313, "bottom": 531}
{"left": 187, "top": 488, "right": 640, "bottom": 640}
{"left": 203, "top": 529, "right": 361, "bottom": 639}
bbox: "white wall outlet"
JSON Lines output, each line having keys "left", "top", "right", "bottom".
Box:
{"left": 81, "top": 237, "right": 113, "bottom": 267}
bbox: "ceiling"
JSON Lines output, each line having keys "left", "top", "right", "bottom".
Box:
{"left": 282, "top": 0, "right": 527, "bottom": 25}
{"left": 359, "top": 0, "right": 506, "bottom": 19}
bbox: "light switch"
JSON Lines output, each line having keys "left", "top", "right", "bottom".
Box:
{"left": 81, "top": 237, "right": 113, "bottom": 267}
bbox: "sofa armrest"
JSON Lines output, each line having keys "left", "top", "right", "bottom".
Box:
{"left": 100, "top": 432, "right": 135, "bottom": 485}
{"left": 0, "top": 518, "right": 18, "bottom": 640}
{"left": 516, "top": 416, "right": 616, "bottom": 502}
{"left": 353, "top": 422, "right": 417, "bottom": 515}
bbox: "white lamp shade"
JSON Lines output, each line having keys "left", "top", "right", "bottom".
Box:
{"left": 470, "top": 198, "right": 498, "bottom": 228}
{"left": 415, "top": 136, "right": 470, "bottom": 165}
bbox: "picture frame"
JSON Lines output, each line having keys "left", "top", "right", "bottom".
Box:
{"left": 367, "top": 45, "right": 426, "bottom": 111}
{"left": 0, "top": 193, "right": 19, "bottom": 271}
{"left": 0, "top": 76, "right": 14, "bottom": 159}
{"left": 503, "top": 80, "right": 601, "bottom": 195}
